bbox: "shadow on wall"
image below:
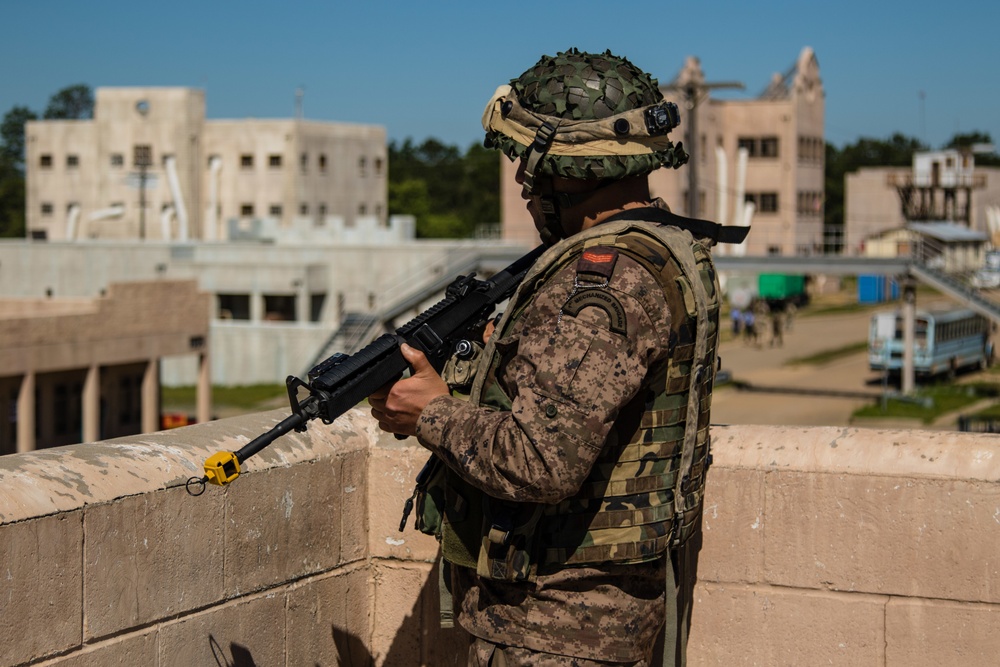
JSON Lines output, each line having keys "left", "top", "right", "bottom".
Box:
{"left": 209, "top": 636, "right": 257, "bottom": 666}
{"left": 200, "top": 559, "right": 469, "bottom": 667}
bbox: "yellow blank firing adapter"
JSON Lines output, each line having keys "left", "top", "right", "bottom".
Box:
{"left": 203, "top": 451, "right": 241, "bottom": 486}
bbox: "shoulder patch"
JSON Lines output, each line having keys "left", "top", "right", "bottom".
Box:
{"left": 577, "top": 246, "right": 619, "bottom": 282}
{"left": 562, "top": 288, "right": 628, "bottom": 336}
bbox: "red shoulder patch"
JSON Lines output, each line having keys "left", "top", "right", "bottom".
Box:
{"left": 577, "top": 247, "right": 619, "bottom": 281}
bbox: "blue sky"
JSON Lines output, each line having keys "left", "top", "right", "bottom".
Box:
{"left": 2, "top": 1, "right": 998, "bottom": 151}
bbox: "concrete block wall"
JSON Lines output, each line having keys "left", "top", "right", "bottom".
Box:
{"left": 690, "top": 425, "right": 1000, "bottom": 666}
{"left": 1, "top": 414, "right": 999, "bottom": 666}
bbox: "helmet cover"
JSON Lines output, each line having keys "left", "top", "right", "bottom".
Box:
{"left": 483, "top": 48, "right": 688, "bottom": 180}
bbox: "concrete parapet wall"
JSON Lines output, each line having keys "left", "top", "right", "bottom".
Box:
{"left": 1, "top": 416, "right": 998, "bottom": 666}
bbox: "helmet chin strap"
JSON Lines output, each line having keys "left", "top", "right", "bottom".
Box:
{"left": 520, "top": 120, "right": 616, "bottom": 245}
{"left": 528, "top": 177, "right": 613, "bottom": 245}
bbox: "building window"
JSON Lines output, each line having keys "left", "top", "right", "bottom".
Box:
{"left": 240, "top": 154, "right": 254, "bottom": 169}
{"left": 358, "top": 156, "right": 367, "bottom": 177}
{"left": 40, "top": 154, "right": 53, "bottom": 168}
{"left": 739, "top": 136, "right": 780, "bottom": 159}
{"left": 759, "top": 193, "right": 779, "bottom": 213}
{"left": 299, "top": 203, "right": 309, "bottom": 215}
{"left": 760, "top": 137, "right": 779, "bottom": 158}
{"left": 300, "top": 153, "right": 308, "bottom": 171}
{"left": 269, "top": 204, "right": 282, "bottom": 216}
{"left": 797, "top": 136, "right": 824, "bottom": 164}
{"left": 797, "top": 191, "right": 823, "bottom": 217}
{"left": 375, "top": 157, "right": 383, "bottom": 176}
{"left": 319, "top": 154, "right": 327, "bottom": 172}
{"left": 263, "top": 295, "right": 296, "bottom": 322}
{"left": 133, "top": 144, "right": 153, "bottom": 167}
{"left": 117, "top": 376, "right": 140, "bottom": 427}
{"left": 66, "top": 154, "right": 79, "bottom": 168}
{"left": 40, "top": 202, "right": 54, "bottom": 216}
{"left": 218, "top": 294, "right": 251, "bottom": 320}
{"left": 310, "top": 294, "right": 326, "bottom": 322}
{"left": 358, "top": 204, "right": 367, "bottom": 216}
{"left": 110, "top": 153, "right": 124, "bottom": 167}
{"left": 318, "top": 204, "right": 327, "bottom": 218}
{"left": 240, "top": 203, "right": 254, "bottom": 217}
{"left": 268, "top": 154, "right": 282, "bottom": 168}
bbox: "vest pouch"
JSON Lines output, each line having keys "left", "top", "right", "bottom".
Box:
{"left": 476, "top": 498, "right": 543, "bottom": 582}
{"left": 442, "top": 341, "right": 485, "bottom": 395}
{"left": 413, "top": 455, "right": 447, "bottom": 537}
{"left": 441, "top": 473, "right": 484, "bottom": 570}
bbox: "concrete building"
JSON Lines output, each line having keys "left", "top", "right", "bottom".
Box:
{"left": 845, "top": 151, "right": 1000, "bottom": 256}
{"left": 0, "top": 280, "right": 210, "bottom": 454}
{"left": 24, "top": 87, "right": 387, "bottom": 241}
{"left": 501, "top": 47, "right": 826, "bottom": 257}
{"left": 0, "top": 236, "right": 528, "bottom": 387}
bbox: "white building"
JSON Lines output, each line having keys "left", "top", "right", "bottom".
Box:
{"left": 24, "top": 87, "right": 387, "bottom": 242}
{"left": 845, "top": 149, "right": 1000, "bottom": 256}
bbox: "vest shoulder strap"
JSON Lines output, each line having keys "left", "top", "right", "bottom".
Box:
{"left": 604, "top": 206, "right": 749, "bottom": 245}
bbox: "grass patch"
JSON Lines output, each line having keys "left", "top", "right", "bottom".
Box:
{"left": 785, "top": 340, "right": 869, "bottom": 366}
{"left": 799, "top": 302, "right": 878, "bottom": 318}
{"left": 852, "top": 384, "right": 985, "bottom": 424}
{"left": 163, "top": 384, "right": 287, "bottom": 413}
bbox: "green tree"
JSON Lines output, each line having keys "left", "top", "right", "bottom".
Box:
{"left": 0, "top": 155, "right": 26, "bottom": 237}
{"left": 460, "top": 142, "right": 501, "bottom": 227}
{"left": 43, "top": 84, "right": 94, "bottom": 120}
{"left": 945, "top": 131, "right": 1000, "bottom": 167}
{"left": 1, "top": 105, "right": 38, "bottom": 168}
{"left": 387, "top": 137, "right": 499, "bottom": 238}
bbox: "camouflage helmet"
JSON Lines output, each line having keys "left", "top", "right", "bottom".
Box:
{"left": 482, "top": 48, "right": 688, "bottom": 185}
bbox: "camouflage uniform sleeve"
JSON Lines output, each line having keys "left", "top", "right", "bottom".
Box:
{"left": 416, "top": 255, "right": 672, "bottom": 503}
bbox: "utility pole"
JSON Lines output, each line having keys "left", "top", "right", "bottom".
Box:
{"left": 661, "top": 66, "right": 743, "bottom": 218}
{"left": 134, "top": 145, "right": 152, "bottom": 240}
{"left": 295, "top": 86, "right": 305, "bottom": 120}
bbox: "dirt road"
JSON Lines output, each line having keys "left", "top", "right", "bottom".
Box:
{"left": 711, "top": 308, "right": 881, "bottom": 427}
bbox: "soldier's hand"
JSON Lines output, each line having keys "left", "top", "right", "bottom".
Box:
{"left": 369, "top": 344, "right": 449, "bottom": 436}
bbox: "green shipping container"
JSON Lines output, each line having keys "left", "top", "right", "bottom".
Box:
{"left": 758, "top": 274, "right": 805, "bottom": 300}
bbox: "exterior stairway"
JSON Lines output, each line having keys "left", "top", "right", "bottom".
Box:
{"left": 910, "top": 263, "right": 1000, "bottom": 325}
{"left": 303, "top": 246, "right": 529, "bottom": 375}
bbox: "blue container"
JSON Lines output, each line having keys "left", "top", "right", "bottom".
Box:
{"left": 858, "top": 275, "right": 898, "bottom": 303}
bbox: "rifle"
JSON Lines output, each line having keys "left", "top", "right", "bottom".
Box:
{"left": 186, "top": 244, "right": 546, "bottom": 495}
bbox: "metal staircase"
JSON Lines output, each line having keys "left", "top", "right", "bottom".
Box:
{"left": 909, "top": 263, "right": 1000, "bottom": 325}
{"left": 907, "top": 232, "right": 1000, "bottom": 325}
{"left": 303, "top": 246, "right": 529, "bottom": 375}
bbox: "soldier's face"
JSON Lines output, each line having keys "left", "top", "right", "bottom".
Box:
{"left": 514, "top": 160, "right": 584, "bottom": 238}
{"left": 514, "top": 160, "right": 545, "bottom": 230}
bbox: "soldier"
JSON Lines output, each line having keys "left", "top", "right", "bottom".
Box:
{"left": 369, "top": 48, "right": 745, "bottom": 666}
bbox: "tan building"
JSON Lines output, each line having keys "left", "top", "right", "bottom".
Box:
{"left": 845, "top": 152, "right": 1000, "bottom": 256}
{"left": 0, "top": 280, "right": 210, "bottom": 454}
{"left": 24, "top": 88, "right": 387, "bottom": 241}
{"left": 502, "top": 47, "right": 825, "bottom": 257}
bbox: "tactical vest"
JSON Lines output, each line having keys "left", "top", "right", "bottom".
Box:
{"left": 437, "top": 215, "right": 721, "bottom": 582}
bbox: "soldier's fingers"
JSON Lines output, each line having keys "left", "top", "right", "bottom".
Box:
{"left": 400, "top": 344, "right": 433, "bottom": 374}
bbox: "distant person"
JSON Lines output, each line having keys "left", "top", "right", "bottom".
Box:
{"left": 731, "top": 307, "right": 743, "bottom": 335}
{"left": 769, "top": 302, "right": 785, "bottom": 348}
{"left": 743, "top": 308, "right": 757, "bottom": 345}
{"left": 785, "top": 301, "right": 797, "bottom": 332}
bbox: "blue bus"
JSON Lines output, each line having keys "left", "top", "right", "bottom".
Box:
{"left": 868, "top": 308, "right": 993, "bottom": 378}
